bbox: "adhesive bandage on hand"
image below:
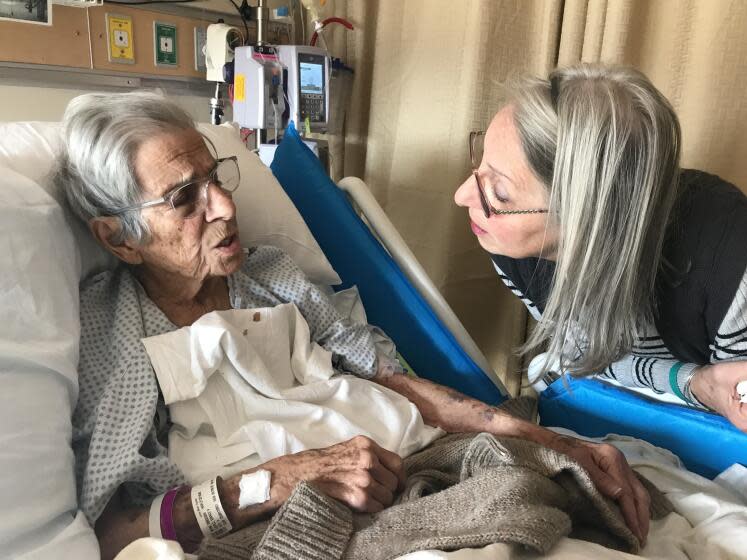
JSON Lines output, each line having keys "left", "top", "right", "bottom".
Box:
{"left": 737, "top": 380, "right": 747, "bottom": 404}
{"left": 238, "top": 469, "right": 272, "bottom": 509}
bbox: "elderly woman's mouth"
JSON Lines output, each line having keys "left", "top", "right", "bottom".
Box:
{"left": 215, "top": 234, "right": 241, "bottom": 253}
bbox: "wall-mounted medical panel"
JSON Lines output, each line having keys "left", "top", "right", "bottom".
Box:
{"left": 106, "top": 13, "right": 135, "bottom": 64}
{"left": 153, "top": 21, "right": 178, "bottom": 67}
{"left": 0, "top": 4, "right": 223, "bottom": 79}
{"left": 0, "top": 4, "right": 290, "bottom": 81}
{"left": 88, "top": 5, "right": 207, "bottom": 78}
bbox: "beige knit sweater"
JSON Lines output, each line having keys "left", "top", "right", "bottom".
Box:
{"left": 200, "top": 426, "right": 670, "bottom": 559}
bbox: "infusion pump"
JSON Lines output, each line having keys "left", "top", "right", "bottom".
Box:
{"left": 232, "top": 44, "right": 330, "bottom": 133}
{"left": 276, "top": 45, "right": 330, "bottom": 132}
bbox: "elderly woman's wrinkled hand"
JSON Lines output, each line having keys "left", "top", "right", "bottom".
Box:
{"left": 548, "top": 434, "right": 650, "bottom": 546}
{"left": 252, "top": 435, "right": 406, "bottom": 514}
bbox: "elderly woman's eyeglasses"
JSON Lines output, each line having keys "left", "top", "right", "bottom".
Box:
{"left": 110, "top": 156, "right": 241, "bottom": 219}
{"left": 469, "top": 131, "right": 549, "bottom": 218}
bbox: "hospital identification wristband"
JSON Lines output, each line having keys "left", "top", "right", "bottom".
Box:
{"left": 191, "top": 477, "right": 233, "bottom": 539}
{"left": 148, "top": 492, "right": 166, "bottom": 538}
{"left": 149, "top": 485, "right": 190, "bottom": 541}
{"left": 161, "top": 485, "right": 189, "bottom": 541}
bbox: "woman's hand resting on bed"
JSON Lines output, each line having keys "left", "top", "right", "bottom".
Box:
{"left": 221, "top": 435, "right": 406, "bottom": 530}
{"left": 373, "top": 371, "right": 651, "bottom": 546}
{"left": 546, "top": 434, "right": 650, "bottom": 546}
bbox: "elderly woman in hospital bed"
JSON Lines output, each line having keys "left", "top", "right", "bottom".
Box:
{"left": 455, "top": 65, "right": 747, "bottom": 432}
{"left": 56, "top": 91, "right": 650, "bottom": 559}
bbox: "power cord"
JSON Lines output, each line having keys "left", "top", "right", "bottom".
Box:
{"left": 226, "top": 0, "right": 250, "bottom": 45}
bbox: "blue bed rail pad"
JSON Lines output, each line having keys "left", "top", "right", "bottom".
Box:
{"left": 271, "top": 123, "right": 505, "bottom": 405}
{"left": 539, "top": 377, "right": 747, "bottom": 479}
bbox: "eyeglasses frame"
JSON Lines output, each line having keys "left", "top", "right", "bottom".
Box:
{"left": 109, "top": 155, "right": 240, "bottom": 216}
{"left": 469, "top": 131, "right": 549, "bottom": 218}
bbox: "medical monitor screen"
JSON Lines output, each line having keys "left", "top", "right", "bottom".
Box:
{"left": 298, "top": 52, "right": 326, "bottom": 124}
{"left": 300, "top": 60, "right": 324, "bottom": 95}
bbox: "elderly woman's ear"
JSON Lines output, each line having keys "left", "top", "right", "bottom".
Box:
{"left": 89, "top": 216, "right": 143, "bottom": 265}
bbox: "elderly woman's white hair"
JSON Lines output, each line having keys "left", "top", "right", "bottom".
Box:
{"left": 511, "top": 64, "right": 682, "bottom": 377}
{"left": 55, "top": 91, "right": 196, "bottom": 244}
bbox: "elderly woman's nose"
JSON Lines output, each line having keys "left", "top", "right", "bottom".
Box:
{"left": 204, "top": 183, "right": 236, "bottom": 222}
{"left": 454, "top": 174, "right": 478, "bottom": 208}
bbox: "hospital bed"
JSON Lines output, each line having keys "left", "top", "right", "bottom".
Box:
{"left": 1, "top": 119, "right": 746, "bottom": 560}
{"left": 272, "top": 122, "right": 747, "bottom": 479}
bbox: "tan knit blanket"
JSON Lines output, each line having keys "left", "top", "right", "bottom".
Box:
{"left": 200, "top": 423, "right": 671, "bottom": 559}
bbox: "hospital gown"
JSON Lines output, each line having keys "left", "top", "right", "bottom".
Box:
{"left": 73, "top": 245, "right": 394, "bottom": 524}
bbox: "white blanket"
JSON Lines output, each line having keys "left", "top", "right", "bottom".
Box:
{"left": 141, "top": 305, "right": 443, "bottom": 484}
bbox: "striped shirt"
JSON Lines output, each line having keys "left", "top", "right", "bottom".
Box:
{"left": 494, "top": 262, "right": 747, "bottom": 407}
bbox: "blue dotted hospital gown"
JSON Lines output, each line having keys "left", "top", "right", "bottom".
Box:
{"left": 73, "top": 246, "right": 385, "bottom": 524}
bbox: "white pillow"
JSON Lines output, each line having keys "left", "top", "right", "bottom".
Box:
{"left": 0, "top": 167, "right": 99, "bottom": 558}
{"left": 0, "top": 121, "right": 340, "bottom": 286}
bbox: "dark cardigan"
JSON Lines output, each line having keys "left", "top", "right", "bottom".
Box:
{"left": 491, "top": 169, "right": 747, "bottom": 365}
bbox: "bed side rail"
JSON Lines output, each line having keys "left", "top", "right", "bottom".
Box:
{"left": 337, "top": 176, "right": 508, "bottom": 396}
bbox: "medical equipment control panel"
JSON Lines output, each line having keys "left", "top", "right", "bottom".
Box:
{"left": 229, "top": 43, "right": 329, "bottom": 134}
{"left": 298, "top": 52, "right": 326, "bottom": 124}
{"left": 276, "top": 45, "right": 330, "bottom": 132}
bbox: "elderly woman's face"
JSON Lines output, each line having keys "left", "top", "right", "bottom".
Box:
{"left": 131, "top": 127, "right": 244, "bottom": 282}
{"left": 454, "top": 106, "right": 558, "bottom": 259}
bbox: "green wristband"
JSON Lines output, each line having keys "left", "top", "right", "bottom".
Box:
{"left": 669, "top": 362, "right": 687, "bottom": 401}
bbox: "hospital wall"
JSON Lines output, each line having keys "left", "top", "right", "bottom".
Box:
{"left": 0, "top": 84, "right": 214, "bottom": 123}
{"left": 0, "top": 0, "right": 291, "bottom": 123}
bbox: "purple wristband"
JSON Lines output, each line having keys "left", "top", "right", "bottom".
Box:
{"left": 160, "top": 485, "right": 188, "bottom": 541}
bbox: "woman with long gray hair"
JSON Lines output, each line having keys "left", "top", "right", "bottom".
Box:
{"left": 456, "top": 64, "right": 747, "bottom": 433}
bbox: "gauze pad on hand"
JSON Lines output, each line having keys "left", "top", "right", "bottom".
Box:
{"left": 737, "top": 380, "right": 747, "bottom": 404}
{"left": 238, "top": 470, "right": 272, "bottom": 509}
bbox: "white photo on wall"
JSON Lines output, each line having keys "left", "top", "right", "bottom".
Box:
{"left": 0, "top": 0, "right": 52, "bottom": 25}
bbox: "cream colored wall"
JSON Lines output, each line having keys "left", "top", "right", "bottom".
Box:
{"left": 0, "top": 84, "right": 220, "bottom": 123}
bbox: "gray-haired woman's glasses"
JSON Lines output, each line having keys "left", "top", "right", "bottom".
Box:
{"left": 469, "top": 131, "right": 548, "bottom": 218}
{"left": 110, "top": 156, "right": 241, "bottom": 219}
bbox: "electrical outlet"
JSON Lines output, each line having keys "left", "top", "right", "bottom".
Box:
{"left": 114, "top": 30, "right": 129, "bottom": 48}
{"left": 154, "top": 21, "right": 178, "bottom": 67}
{"left": 106, "top": 13, "right": 135, "bottom": 64}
